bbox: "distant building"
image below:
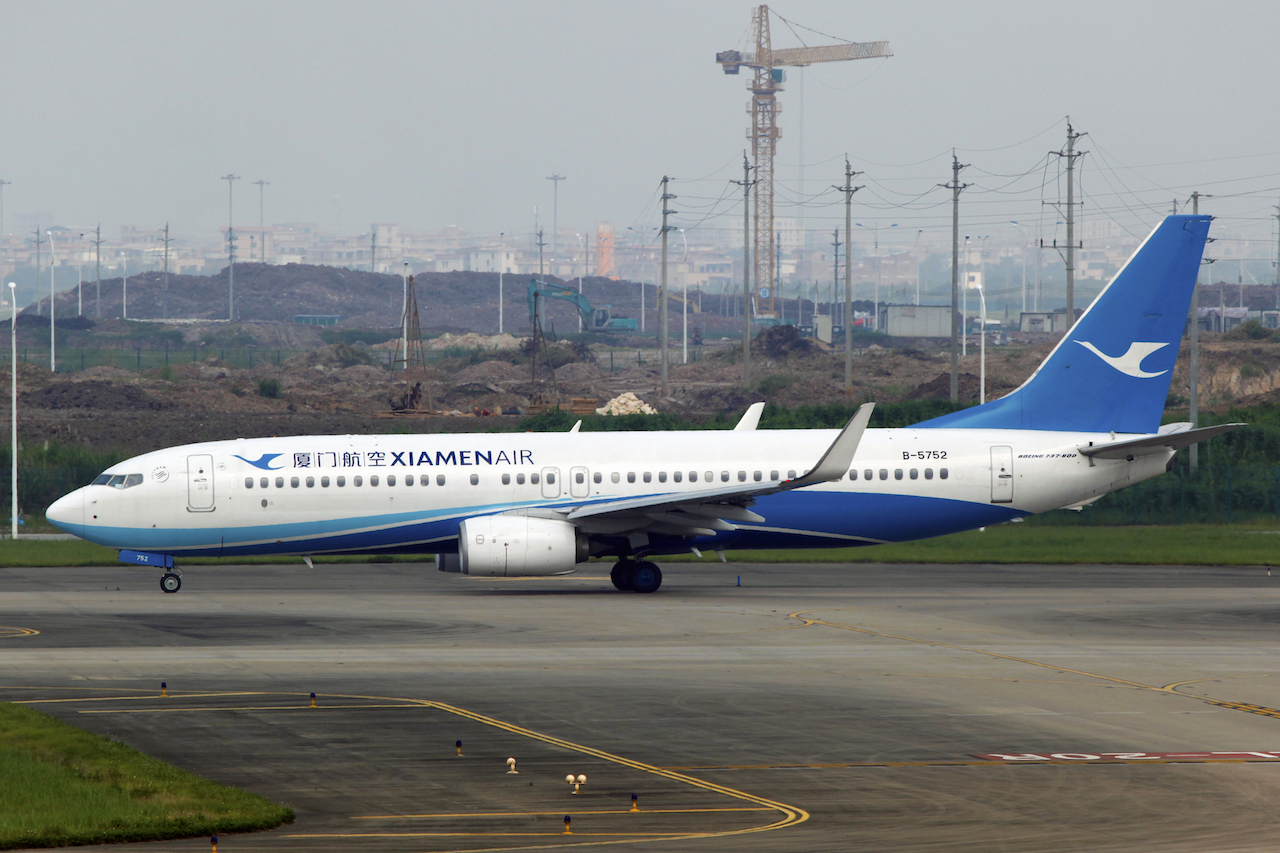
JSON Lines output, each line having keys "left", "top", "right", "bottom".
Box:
{"left": 879, "top": 304, "right": 950, "bottom": 338}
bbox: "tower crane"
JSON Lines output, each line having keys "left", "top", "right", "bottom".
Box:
{"left": 717, "top": 5, "right": 890, "bottom": 317}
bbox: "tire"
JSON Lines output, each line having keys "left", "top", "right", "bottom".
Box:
{"left": 610, "top": 562, "right": 633, "bottom": 591}
{"left": 629, "top": 561, "right": 662, "bottom": 594}
{"left": 160, "top": 573, "right": 181, "bottom": 594}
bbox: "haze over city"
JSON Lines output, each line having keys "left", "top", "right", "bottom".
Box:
{"left": 3, "top": 0, "right": 1279, "bottom": 308}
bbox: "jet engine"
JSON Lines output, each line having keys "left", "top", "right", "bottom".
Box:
{"left": 457, "top": 515, "right": 588, "bottom": 577}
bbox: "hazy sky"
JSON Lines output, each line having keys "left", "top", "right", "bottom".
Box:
{"left": 4, "top": 0, "right": 1280, "bottom": 252}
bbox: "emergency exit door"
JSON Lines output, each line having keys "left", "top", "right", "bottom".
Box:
{"left": 990, "top": 446, "right": 1014, "bottom": 503}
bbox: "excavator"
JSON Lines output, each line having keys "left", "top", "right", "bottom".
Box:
{"left": 526, "top": 279, "right": 639, "bottom": 333}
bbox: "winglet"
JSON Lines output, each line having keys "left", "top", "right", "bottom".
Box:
{"left": 569, "top": 420, "right": 582, "bottom": 433}
{"left": 788, "top": 402, "right": 875, "bottom": 488}
{"left": 733, "top": 402, "right": 766, "bottom": 431}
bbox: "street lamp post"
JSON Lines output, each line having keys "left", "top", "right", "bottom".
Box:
{"left": 46, "top": 232, "right": 56, "bottom": 372}
{"left": 498, "top": 232, "right": 505, "bottom": 335}
{"left": 222, "top": 174, "right": 240, "bottom": 321}
{"left": 8, "top": 280, "right": 16, "bottom": 539}
{"left": 971, "top": 280, "right": 987, "bottom": 404}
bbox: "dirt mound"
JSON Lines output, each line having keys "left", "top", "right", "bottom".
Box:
{"left": 555, "top": 362, "right": 605, "bottom": 381}
{"left": 22, "top": 381, "right": 173, "bottom": 411}
{"left": 284, "top": 343, "right": 378, "bottom": 371}
{"left": 453, "top": 361, "right": 525, "bottom": 385}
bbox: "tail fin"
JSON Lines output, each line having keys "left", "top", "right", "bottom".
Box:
{"left": 916, "top": 215, "right": 1210, "bottom": 434}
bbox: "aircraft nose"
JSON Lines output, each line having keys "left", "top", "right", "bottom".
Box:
{"left": 46, "top": 489, "right": 85, "bottom": 536}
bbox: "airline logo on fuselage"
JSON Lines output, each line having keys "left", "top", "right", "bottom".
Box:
{"left": 1075, "top": 340, "right": 1170, "bottom": 379}
{"left": 234, "top": 453, "right": 284, "bottom": 470}
{"left": 280, "top": 449, "right": 535, "bottom": 470}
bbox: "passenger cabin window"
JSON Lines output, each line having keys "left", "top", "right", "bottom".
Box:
{"left": 894, "top": 469, "right": 903, "bottom": 480}
{"left": 370, "top": 475, "right": 379, "bottom": 486}
{"left": 738, "top": 471, "right": 747, "bottom": 482}
{"left": 405, "top": 474, "right": 414, "bottom": 486}
{"left": 260, "top": 477, "right": 268, "bottom": 489}
{"left": 770, "top": 470, "right": 779, "bottom": 481}
{"left": 470, "top": 474, "right": 479, "bottom": 485}
{"left": 849, "top": 470, "right": 857, "bottom": 481}
{"left": 353, "top": 475, "right": 362, "bottom": 486}
{"left": 337, "top": 476, "right": 346, "bottom": 487}
{"left": 673, "top": 471, "right": 682, "bottom": 483}
{"left": 611, "top": 472, "right": 620, "bottom": 484}
{"left": 788, "top": 469, "right": 797, "bottom": 480}
{"left": 436, "top": 474, "right": 446, "bottom": 486}
{"left": 593, "top": 472, "right": 602, "bottom": 484}
{"left": 576, "top": 472, "right": 585, "bottom": 484}
{"left": 940, "top": 468, "right": 949, "bottom": 480}
{"left": 502, "top": 473, "right": 511, "bottom": 485}
{"left": 879, "top": 469, "right": 888, "bottom": 481}
{"left": 321, "top": 476, "right": 330, "bottom": 487}
{"left": 276, "top": 477, "right": 285, "bottom": 488}
{"left": 753, "top": 471, "right": 762, "bottom": 482}
{"left": 643, "top": 472, "right": 652, "bottom": 483}
{"left": 721, "top": 471, "right": 730, "bottom": 482}
{"left": 924, "top": 468, "right": 933, "bottom": 480}
{"left": 546, "top": 472, "right": 555, "bottom": 484}
{"left": 689, "top": 471, "right": 698, "bottom": 482}
{"left": 909, "top": 469, "right": 918, "bottom": 480}
{"left": 291, "top": 477, "right": 300, "bottom": 488}
{"left": 627, "top": 472, "right": 636, "bottom": 484}
{"left": 245, "top": 477, "right": 254, "bottom": 488}
{"left": 517, "top": 473, "right": 525, "bottom": 485}
{"left": 387, "top": 475, "right": 396, "bottom": 487}
{"left": 863, "top": 469, "right": 873, "bottom": 481}
{"left": 657, "top": 471, "right": 666, "bottom": 483}
{"left": 531, "top": 473, "right": 540, "bottom": 485}
{"left": 306, "top": 476, "right": 315, "bottom": 488}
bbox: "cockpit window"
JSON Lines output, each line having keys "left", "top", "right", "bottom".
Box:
{"left": 94, "top": 473, "right": 144, "bottom": 489}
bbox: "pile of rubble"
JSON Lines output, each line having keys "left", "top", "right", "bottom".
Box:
{"left": 595, "top": 392, "right": 658, "bottom": 416}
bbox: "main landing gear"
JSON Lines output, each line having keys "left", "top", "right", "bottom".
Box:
{"left": 611, "top": 560, "right": 662, "bottom": 594}
{"left": 160, "top": 570, "right": 182, "bottom": 593}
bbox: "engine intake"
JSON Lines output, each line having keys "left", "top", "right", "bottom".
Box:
{"left": 458, "top": 515, "right": 588, "bottom": 577}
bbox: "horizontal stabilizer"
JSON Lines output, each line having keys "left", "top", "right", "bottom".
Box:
{"left": 1078, "top": 423, "right": 1245, "bottom": 459}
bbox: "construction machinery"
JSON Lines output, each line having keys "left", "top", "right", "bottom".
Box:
{"left": 716, "top": 5, "right": 890, "bottom": 316}
{"left": 526, "top": 279, "right": 639, "bottom": 333}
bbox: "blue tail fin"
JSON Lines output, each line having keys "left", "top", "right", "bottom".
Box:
{"left": 916, "top": 215, "right": 1210, "bottom": 434}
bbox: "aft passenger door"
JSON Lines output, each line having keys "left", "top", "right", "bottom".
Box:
{"left": 541, "top": 467, "right": 561, "bottom": 499}
{"left": 187, "top": 454, "right": 215, "bottom": 512}
{"left": 569, "top": 466, "right": 590, "bottom": 498}
{"left": 990, "top": 446, "right": 1014, "bottom": 503}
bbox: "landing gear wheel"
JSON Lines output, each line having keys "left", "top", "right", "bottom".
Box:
{"left": 611, "top": 561, "right": 634, "bottom": 591}
{"left": 160, "top": 573, "right": 181, "bottom": 594}
{"left": 628, "top": 561, "right": 662, "bottom": 594}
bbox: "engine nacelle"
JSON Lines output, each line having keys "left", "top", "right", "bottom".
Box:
{"left": 458, "top": 515, "right": 588, "bottom": 577}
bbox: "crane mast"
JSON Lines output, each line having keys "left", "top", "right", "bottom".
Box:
{"left": 717, "top": 4, "right": 890, "bottom": 319}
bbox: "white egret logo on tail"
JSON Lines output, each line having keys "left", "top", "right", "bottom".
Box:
{"left": 1075, "top": 341, "right": 1170, "bottom": 379}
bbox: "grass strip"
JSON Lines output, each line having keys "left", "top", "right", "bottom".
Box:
{"left": 0, "top": 703, "right": 292, "bottom": 849}
{"left": 1, "top": 523, "right": 1279, "bottom": 568}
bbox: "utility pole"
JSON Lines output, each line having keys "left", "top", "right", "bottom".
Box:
{"left": 1052, "top": 121, "right": 1087, "bottom": 328}
{"left": 834, "top": 157, "right": 864, "bottom": 398}
{"left": 161, "top": 223, "right": 171, "bottom": 320}
{"left": 370, "top": 226, "right": 377, "bottom": 274}
{"left": 1189, "top": 191, "right": 1211, "bottom": 472}
{"left": 92, "top": 225, "right": 102, "bottom": 319}
{"left": 732, "top": 153, "right": 755, "bottom": 387}
{"left": 659, "top": 176, "right": 676, "bottom": 398}
{"left": 253, "top": 179, "right": 268, "bottom": 262}
{"left": 1273, "top": 200, "right": 1280, "bottom": 310}
{"left": 546, "top": 174, "right": 565, "bottom": 271}
{"left": 222, "top": 174, "right": 239, "bottom": 321}
{"left": 537, "top": 229, "right": 545, "bottom": 277}
{"left": 940, "top": 153, "right": 970, "bottom": 403}
{"left": 46, "top": 231, "right": 56, "bottom": 371}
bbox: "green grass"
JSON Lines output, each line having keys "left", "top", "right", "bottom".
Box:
{"left": 6, "top": 522, "right": 1280, "bottom": 568}
{"left": 0, "top": 703, "right": 292, "bottom": 849}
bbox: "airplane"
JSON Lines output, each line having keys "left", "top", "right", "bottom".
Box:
{"left": 46, "top": 215, "right": 1239, "bottom": 595}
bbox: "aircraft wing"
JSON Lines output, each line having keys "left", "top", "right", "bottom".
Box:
{"left": 1077, "top": 422, "right": 1245, "bottom": 460}
{"left": 539, "top": 404, "right": 874, "bottom": 539}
